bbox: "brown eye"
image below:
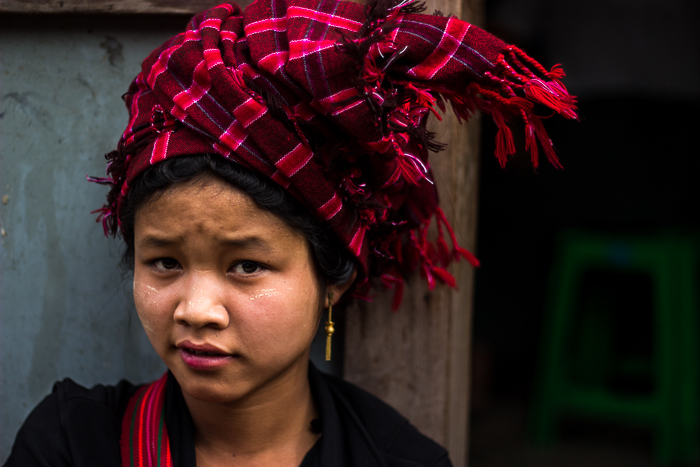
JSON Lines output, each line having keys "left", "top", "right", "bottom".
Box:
{"left": 234, "top": 261, "right": 261, "bottom": 275}
{"left": 154, "top": 258, "right": 180, "bottom": 270}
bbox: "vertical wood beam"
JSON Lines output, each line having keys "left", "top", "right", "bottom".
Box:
{"left": 343, "top": 1, "right": 483, "bottom": 466}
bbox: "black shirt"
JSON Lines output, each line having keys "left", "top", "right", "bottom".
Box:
{"left": 4, "top": 364, "right": 452, "bottom": 467}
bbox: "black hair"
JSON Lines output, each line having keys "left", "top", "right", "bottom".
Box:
{"left": 119, "top": 154, "right": 356, "bottom": 289}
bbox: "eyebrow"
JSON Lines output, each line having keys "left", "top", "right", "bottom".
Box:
{"left": 138, "top": 236, "right": 178, "bottom": 249}
{"left": 138, "top": 234, "right": 275, "bottom": 253}
{"left": 220, "top": 236, "right": 275, "bottom": 253}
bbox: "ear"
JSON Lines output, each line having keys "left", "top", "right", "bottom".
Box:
{"left": 325, "top": 269, "right": 358, "bottom": 307}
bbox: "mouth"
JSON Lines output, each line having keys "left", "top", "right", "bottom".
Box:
{"left": 177, "top": 342, "right": 236, "bottom": 370}
{"left": 182, "top": 348, "right": 227, "bottom": 356}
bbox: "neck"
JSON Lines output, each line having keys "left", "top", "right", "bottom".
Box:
{"left": 182, "top": 362, "right": 319, "bottom": 466}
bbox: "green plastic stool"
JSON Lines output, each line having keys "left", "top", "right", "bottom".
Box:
{"left": 530, "top": 232, "right": 700, "bottom": 465}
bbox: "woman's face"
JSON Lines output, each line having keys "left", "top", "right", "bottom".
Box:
{"left": 132, "top": 174, "right": 324, "bottom": 406}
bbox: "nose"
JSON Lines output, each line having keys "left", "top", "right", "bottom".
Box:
{"left": 173, "top": 272, "right": 230, "bottom": 329}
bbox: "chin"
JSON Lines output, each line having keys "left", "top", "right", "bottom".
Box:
{"left": 186, "top": 382, "right": 243, "bottom": 404}
{"left": 173, "top": 369, "right": 249, "bottom": 403}
{"left": 164, "top": 347, "right": 313, "bottom": 404}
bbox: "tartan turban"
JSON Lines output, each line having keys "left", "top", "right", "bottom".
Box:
{"left": 92, "top": 0, "right": 576, "bottom": 307}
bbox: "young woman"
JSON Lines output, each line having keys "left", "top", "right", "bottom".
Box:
{"left": 3, "top": 0, "right": 576, "bottom": 465}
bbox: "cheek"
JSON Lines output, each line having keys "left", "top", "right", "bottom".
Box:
{"left": 133, "top": 272, "right": 173, "bottom": 337}
{"left": 242, "top": 271, "right": 321, "bottom": 349}
{"left": 280, "top": 272, "right": 320, "bottom": 321}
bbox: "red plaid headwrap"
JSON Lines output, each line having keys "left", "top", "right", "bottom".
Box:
{"left": 92, "top": 0, "right": 576, "bottom": 307}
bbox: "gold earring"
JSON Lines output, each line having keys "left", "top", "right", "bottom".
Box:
{"left": 325, "top": 291, "right": 334, "bottom": 361}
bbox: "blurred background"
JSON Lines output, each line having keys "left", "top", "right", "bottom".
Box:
{"left": 1, "top": 0, "right": 699, "bottom": 465}
{"left": 470, "top": 0, "right": 700, "bottom": 466}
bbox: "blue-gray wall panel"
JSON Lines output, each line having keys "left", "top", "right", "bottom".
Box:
{"left": 0, "top": 23, "right": 182, "bottom": 462}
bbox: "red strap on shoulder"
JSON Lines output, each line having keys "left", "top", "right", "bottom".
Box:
{"left": 120, "top": 373, "right": 173, "bottom": 467}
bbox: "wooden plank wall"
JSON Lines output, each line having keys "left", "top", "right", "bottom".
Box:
{"left": 342, "top": 0, "right": 483, "bottom": 465}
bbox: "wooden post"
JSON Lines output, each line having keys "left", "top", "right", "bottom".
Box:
{"left": 343, "top": 1, "right": 483, "bottom": 466}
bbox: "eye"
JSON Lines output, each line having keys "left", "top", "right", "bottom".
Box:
{"left": 152, "top": 258, "right": 180, "bottom": 271}
{"left": 232, "top": 261, "right": 262, "bottom": 275}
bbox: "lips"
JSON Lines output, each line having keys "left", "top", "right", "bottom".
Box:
{"left": 186, "top": 349, "right": 224, "bottom": 356}
{"left": 177, "top": 341, "right": 236, "bottom": 370}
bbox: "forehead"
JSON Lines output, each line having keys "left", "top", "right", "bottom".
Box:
{"left": 133, "top": 175, "right": 304, "bottom": 246}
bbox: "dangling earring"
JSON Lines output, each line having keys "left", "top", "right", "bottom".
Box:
{"left": 325, "top": 291, "right": 334, "bottom": 361}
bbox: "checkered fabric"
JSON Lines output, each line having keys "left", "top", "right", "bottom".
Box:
{"left": 93, "top": 0, "right": 576, "bottom": 306}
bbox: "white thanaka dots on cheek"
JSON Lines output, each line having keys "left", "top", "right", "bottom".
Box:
{"left": 141, "top": 320, "right": 155, "bottom": 332}
{"left": 133, "top": 282, "right": 162, "bottom": 309}
{"left": 141, "top": 284, "right": 159, "bottom": 294}
{"left": 249, "top": 288, "right": 281, "bottom": 300}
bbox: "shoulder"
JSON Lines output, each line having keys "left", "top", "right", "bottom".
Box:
{"left": 51, "top": 378, "right": 140, "bottom": 437}
{"left": 3, "top": 379, "right": 141, "bottom": 467}
{"left": 321, "top": 372, "right": 453, "bottom": 467}
{"left": 49, "top": 377, "right": 139, "bottom": 408}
